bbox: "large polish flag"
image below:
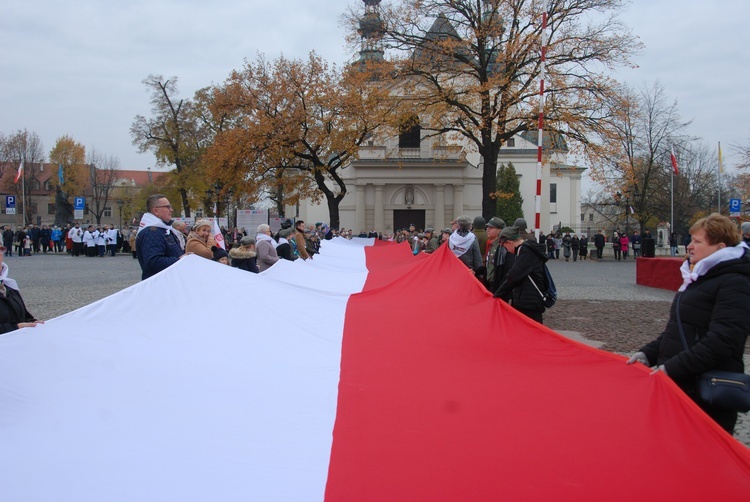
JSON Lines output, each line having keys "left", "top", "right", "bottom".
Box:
{"left": 1, "top": 239, "right": 749, "bottom": 501}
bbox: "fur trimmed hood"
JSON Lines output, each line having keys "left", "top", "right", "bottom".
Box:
{"left": 229, "top": 247, "right": 257, "bottom": 260}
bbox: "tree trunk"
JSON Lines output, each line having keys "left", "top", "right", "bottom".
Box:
{"left": 180, "top": 188, "right": 191, "bottom": 218}
{"left": 481, "top": 140, "right": 500, "bottom": 221}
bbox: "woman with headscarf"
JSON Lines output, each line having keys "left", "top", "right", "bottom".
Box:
{"left": 0, "top": 244, "right": 43, "bottom": 334}
{"left": 627, "top": 213, "right": 750, "bottom": 434}
{"left": 185, "top": 219, "right": 214, "bottom": 260}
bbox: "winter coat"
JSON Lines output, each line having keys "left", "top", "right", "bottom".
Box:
{"left": 619, "top": 235, "right": 629, "bottom": 252}
{"left": 579, "top": 237, "right": 589, "bottom": 255}
{"left": 256, "top": 236, "right": 279, "bottom": 272}
{"left": 276, "top": 240, "right": 295, "bottom": 261}
{"left": 639, "top": 248, "right": 750, "bottom": 427}
{"left": 0, "top": 285, "right": 36, "bottom": 334}
{"left": 295, "top": 231, "right": 310, "bottom": 260}
{"left": 472, "top": 228, "right": 488, "bottom": 258}
{"left": 229, "top": 247, "right": 259, "bottom": 273}
{"left": 2, "top": 229, "right": 13, "bottom": 247}
{"left": 136, "top": 227, "right": 183, "bottom": 280}
{"left": 457, "top": 238, "right": 483, "bottom": 271}
{"left": 562, "top": 236, "right": 572, "bottom": 257}
{"left": 593, "top": 233, "right": 605, "bottom": 248}
{"left": 185, "top": 232, "right": 213, "bottom": 260}
{"left": 495, "top": 240, "right": 548, "bottom": 313}
{"left": 40, "top": 228, "right": 51, "bottom": 246}
{"left": 487, "top": 241, "right": 515, "bottom": 294}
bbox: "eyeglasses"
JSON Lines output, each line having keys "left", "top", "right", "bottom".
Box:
{"left": 154, "top": 205, "right": 173, "bottom": 210}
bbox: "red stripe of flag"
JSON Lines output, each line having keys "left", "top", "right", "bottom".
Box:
{"left": 670, "top": 146, "right": 679, "bottom": 175}
{"left": 325, "top": 243, "right": 750, "bottom": 499}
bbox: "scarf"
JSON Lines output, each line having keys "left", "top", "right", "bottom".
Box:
{"left": 0, "top": 262, "right": 19, "bottom": 291}
{"left": 448, "top": 231, "right": 476, "bottom": 258}
{"left": 256, "top": 232, "right": 275, "bottom": 248}
{"left": 678, "top": 242, "right": 749, "bottom": 292}
{"left": 137, "top": 212, "right": 176, "bottom": 236}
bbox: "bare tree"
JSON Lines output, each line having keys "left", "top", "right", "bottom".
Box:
{"left": 131, "top": 75, "right": 204, "bottom": 217}
{"left": 586, "top": 82, "right": 694, "bottom": 231}
{"left": 86, "top": 148, "right": 121, "bottom": 224}
{"left": 2, "top": 130, "right": 45, "bottom": 224}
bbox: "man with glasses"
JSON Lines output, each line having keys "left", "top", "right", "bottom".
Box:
{"left": 136, "top": 194, "right": 184, "bottom": 280}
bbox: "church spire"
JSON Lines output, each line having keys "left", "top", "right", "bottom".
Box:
{"left": 358, "top": 0, "right": 384, "bottom": 63}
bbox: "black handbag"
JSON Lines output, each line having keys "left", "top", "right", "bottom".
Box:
{"left": 676, "top": 293, "right": 750, "bottom": 412}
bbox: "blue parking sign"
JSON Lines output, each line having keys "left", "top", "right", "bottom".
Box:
{"left": 729, "top": 198, "right": 741, "bottom": 216}
{"left": 74, "top": 197, "right": 85, "bottom": 210}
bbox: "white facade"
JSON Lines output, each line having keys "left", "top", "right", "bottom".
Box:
{"left": 297, "top": 130, "right": 585, "bottom": 235}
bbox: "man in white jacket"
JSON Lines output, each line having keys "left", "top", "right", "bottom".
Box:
{"left": 69, "top": 223, "right": 84, "bottom": 257}
{"left": 107, "top": 226, "right": 119, "bottom": 256}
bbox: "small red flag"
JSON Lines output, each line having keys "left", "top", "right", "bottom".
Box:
{"left": 670, "top": 146, "right": 679, "bottom": 175}
{"left": 14, "top": 161, "right": 24, "bottom": 184}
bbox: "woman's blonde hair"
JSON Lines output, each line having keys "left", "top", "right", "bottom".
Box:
{"left": 689, "top": 213, "right": 740, "bottom": 247}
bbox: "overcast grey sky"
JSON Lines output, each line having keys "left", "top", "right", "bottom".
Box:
{"left": 2, "top": 1, "right": 748, "bottom": 178}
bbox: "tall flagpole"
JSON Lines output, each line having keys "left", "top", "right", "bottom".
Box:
{"left": 717, "top": 141, "right": 722, "bottom": 214}
{"left": 534, "top": 0, "right": 548, "bottom": 241}
{"left": 670, "top": 168, "right": 674, "bottom": 234}
{"left": 22, "top": 157, "right": 26, "bottom": 226}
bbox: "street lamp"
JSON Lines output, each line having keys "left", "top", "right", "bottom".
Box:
{"left": 117, "top": 199, "right": 123, "bottom": 229}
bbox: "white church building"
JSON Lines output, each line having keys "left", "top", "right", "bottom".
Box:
{"left": 295, "top": 128, "right": 584, "bottom": 236}
{"left": 294, "top": 1, "right": 584, "bottom": 235}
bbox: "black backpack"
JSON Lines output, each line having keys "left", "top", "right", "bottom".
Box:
{"left": 529, "top": 264, "right": 557, "bottom": 308}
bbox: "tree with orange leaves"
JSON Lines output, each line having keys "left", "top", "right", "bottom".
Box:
{"left": 206, "top": 52, "right": 394, "bottom": 229}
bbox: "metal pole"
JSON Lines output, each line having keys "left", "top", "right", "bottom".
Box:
{"left": 534, "top": 0, "right": 548, "bottom": 241}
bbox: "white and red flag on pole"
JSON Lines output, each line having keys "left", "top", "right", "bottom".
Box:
{"left": 213, "top": 217, "right": 225, "bottom": 250}
{"left": 670, "top": 146, "right": 679, "bottom": 175}
{"left": 14, "top": 161, "right": 24, "bottom": 184}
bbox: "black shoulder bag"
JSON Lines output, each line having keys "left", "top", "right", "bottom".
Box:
{"left": 675, "top": 293, "right": 750, "bottom": 412}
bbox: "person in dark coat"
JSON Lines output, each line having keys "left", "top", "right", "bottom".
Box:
{"left": 0, "top": 247, "right": 42, "bottom": 334}
{"left": 2, "top": 226, "right": 14, "bottom": 256}
{"left": 135, "top": 194, "right": 184, "bottom": 280}
{"left": 494, "top": 226, "right": 549, "bottom": 324}
{"left": 229, "top": 236, "right": 259, "bottom": 273}
{"left": 627, "top": 213, "right": 750, "bottom": 434}
{"left": 275, "top": 228, "right": 296, "bottom": 261}
{"left": 578, "top": 235, "right": 589, "bottom": 260}
{"left": 593, "top": 230, "right": 605, "bottom": 260}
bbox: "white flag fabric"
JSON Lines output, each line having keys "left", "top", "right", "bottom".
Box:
{"left": 1, "top": 238, "right": 749, "bottom": 501}
{"left": 213, "top": 217, "right": 225, "bottom": 250}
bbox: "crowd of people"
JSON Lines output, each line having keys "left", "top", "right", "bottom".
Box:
{"left": 135, "top": 194, "right": 329, "bottom": 280}
{"left": 1, "top": 223, "right": 137, "bottom": 258}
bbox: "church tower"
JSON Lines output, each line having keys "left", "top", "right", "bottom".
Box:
{"left": 358, "top": 0, "right": 385, "bottom": 63}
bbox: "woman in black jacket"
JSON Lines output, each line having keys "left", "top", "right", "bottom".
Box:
{"left": 0, "top": 245, "right": 42, "bottom": 334}
{"left": 494, "top": 226, "right": 548, "bottom": 324}
{"left": 627, "top": 214, "right": 750, "bottom": 433}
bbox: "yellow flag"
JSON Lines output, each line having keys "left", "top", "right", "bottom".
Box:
{"left": 718, "top": 141, "right": 723, "bottom": 173}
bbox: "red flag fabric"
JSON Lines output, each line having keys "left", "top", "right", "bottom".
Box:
{"left": 670, "top": 146, "right": 679, "bottom": 175}
{"left": 1, "top": 240, "right": 750, "bottom": 500}
{"left": 326, "top": 242, "right": 750, "bottom": 500}
{"left": 14, "top": 160, "right": 24, "bottom": 184}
